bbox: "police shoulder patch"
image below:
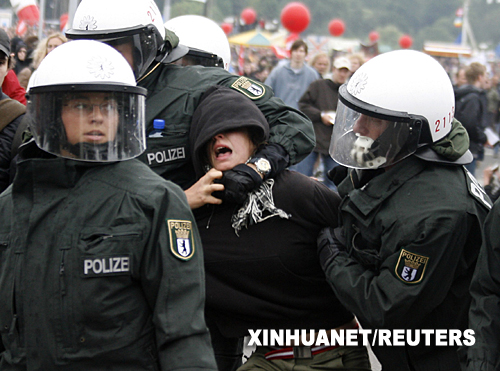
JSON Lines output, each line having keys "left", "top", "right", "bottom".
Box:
{"left": 395, "top": 249, "right": 429, "bottom": 284}
{"left": 167, "top": 219, "right": 195, "bottom": 261}
{"left": 463, "top": 167, "right": 493, "bottom": 210}
{"left": 231, "top": 77, "right": 266, "bottom": 100}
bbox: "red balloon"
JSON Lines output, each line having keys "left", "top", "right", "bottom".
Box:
{"left": 399, "top": 34, "right": 413, "bottom": 49}
{"left": 241, "top": 8, "right": 257, "bottom": 25}
{"left": 369, "top": 31, "right": 379, "bottom": 42}
{"left": 328, "top": 19, "right": 345, "bottom": 37}
{"left": 280, "top": 2, "right": 311, "bottom": 34}
{"left": 220, "top": 22, "right": 233, "bottom": 35}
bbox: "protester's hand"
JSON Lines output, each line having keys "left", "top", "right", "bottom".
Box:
{"left": 317, "top": 227, "right": 347, "bottom": 270}
{"left": 185, "top": 168, "right": 224, "bottom": 209}
{"left": 218, "top": 164, "right": 263, "bottom": 204}
{"left": 321, "top": 112, "right": 335, "bottom": 126}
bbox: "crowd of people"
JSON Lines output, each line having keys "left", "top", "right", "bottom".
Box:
{"left": 0, "top": 1, "right": 500, "bottom": 370}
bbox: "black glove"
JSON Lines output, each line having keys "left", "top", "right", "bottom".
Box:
{"left": 214, "top": 163, "right": 263, "bottom": 204}
{"left": 327, "top": 165, "right": 349, "bottom": 186}
{"left": 253, "top": 143, "right": 289, "bottom": 179}
{"left": 317, "top": 227, "right": 347, "bottom": 271}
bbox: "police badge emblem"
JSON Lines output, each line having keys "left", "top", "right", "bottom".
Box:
{"left": 395, "top": 249, "right": 429, "bottom": 284}
{"left": 167, "top": 220, "right": 195, "bottom": 261}
{"left": 231, "top": 77, "right": 266, "bottom": 100}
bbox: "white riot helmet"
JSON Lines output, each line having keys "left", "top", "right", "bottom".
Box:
{"left": 27, "top": 40, "right": 147, "bottom": 162}
{"left": 164, "top": 15, "right": 231, "bottom": 70}
{"left": 330, "top": 50, "right": 468, "bottom": 170}
{"left": 66, "top": 0, "right": 177, "bottom": 79}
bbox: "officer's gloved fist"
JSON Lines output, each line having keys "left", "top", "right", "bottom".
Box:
{"left": 317, "top": 227, "right": 347, "bottom": 271}
{"left": 215, "top": 163, "right": 263, "bottom": 204}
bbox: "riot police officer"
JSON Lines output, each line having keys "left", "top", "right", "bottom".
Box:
{"left": 0, "top": 40, "right": 216, "bottom": 370}
{"left": 317, "top": 50, "right": 491, "bottom": 370}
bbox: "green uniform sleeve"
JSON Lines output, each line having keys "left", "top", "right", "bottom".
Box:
{"left": 323, "top": 214, "right": 474, "bottom": 330}
{"left": 466, "top": 201, "right": 500, "bottom": 370}
{"left": 223, "top": 75, "right": 315, "bottom": 165}
{"left": 141, "top": 184, "right": 217, "bottom": 371}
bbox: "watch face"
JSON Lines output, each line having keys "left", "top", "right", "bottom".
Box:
{"left": 256, "top": 158, "right": 271, "bottom": 173}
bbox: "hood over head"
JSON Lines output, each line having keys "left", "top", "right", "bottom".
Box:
{"left": 190, "top": 86, "right": 269, "bottom": 178}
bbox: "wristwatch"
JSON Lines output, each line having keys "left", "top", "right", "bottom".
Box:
{"left": 248, "top": 157, "right": 271, "bottom": 177}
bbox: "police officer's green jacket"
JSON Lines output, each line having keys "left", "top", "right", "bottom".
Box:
{"left": 137, "top": 63, "right": 315, "bottom": 189}
{"left": 323, "top": 155, "right": 491, "bottom": 371}
{"left": 466, "top": 198, "right": 500, "bottom": 370}
{"left": 0, "top": 142, "right": 217, "bottom": 371}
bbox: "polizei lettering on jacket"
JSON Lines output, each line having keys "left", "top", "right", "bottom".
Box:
{"left": 146, "top": 147, "right": 186, "bottom": 167}
{"left": 81, "top": 255, "right": 131, "bottom": 278}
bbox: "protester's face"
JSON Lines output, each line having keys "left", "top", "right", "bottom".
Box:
{"left": 350, "top": 59, "right": 361, "bottom": 73}
{"left": 456, "top": 69, "right": 467, "bottom": 87}
{"left": 0, "top": 55, "right": 8, "bottom": 86}
{"left": 61, "top": 92, "right": 120, "bottom": 145}
{"left": 47, "top": 37, "right": 64, "bottom": 54}
{"left": 313, "top": 55, "right": 329, "bottom": 75}
{"left": 208, "top": 129, "right": 255, "bottom": 172}
{"left": 332, "top": 67, "right": 350, "bottom": 84}
{"left": 483, "top": 76, "right": 491, "bottom": 90}
{"left": 243, "top": 63, "right": 254, "bottom": 75}
{"left": 17, "top": 47, "right": 27, "bottom": 61}
{"left": 353, "top": 114, "right": 390, "bottom": 140}
{"left": 290, "top": 46, "right": 307, "bottom": 65}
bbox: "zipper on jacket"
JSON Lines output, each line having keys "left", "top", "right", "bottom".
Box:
{"left": 8, "top": 314, "right": 17, "bottom": 338}
{"left": 83, "top": 232, "right": 142, "bottom": 248}
{"left": 59, "top": 250, "right": 66, "bottom": 296}
{"left": 8, "top": 253, "right": 24, "bottom": 346}
{"left": 59, "top": 249, "right": 74, "bottom": 348}
{"left": 205, "top": 205, "right": 216, "bottom": 229}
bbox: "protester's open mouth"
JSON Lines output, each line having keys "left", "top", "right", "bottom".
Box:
{"left": 215, "top": 145, "right": 232, "bottom": 158}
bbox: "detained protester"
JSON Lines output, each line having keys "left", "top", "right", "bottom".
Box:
{"left": 466, "top": 197, "right": 500, "bottom": 370}
{"left": 317, "top": 50, "right": 491, "bottom": 371}
{"left": 0, "top": 40, "right": 216, "bottom": 370}
{"left": 65, "top": 0, "right": 315, "bottom": 207}
{"left": 189, "top": 86, "right": 371, "bottom": 371}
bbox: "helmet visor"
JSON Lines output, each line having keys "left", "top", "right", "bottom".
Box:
{"left": 329, "top": 100, "right": 421, "bottom": 169}
{"left": 66, "top": 25, "right": 161, "bottom": 79}
{"left": 28, "top": 89, "right": 146, "bottom": 162}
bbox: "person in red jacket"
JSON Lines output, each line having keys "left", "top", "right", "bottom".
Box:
{"left": 2, "top": 69, "right": 26, "bottom": 105}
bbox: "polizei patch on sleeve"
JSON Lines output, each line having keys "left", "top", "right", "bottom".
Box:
{"left": 231, "top": 77, "right": 266, "bottom": 100}
{"left": 395, "top": 249, "right": 429, "bottom": 284}
{"left": 167, "top": 220, "right": 195, "bottom": 261}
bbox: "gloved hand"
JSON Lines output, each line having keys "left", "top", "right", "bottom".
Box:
{"left": 253, "top": 143, "right": 289, "bottom": 180}
{"left": 327, "top": 165, "right": 349, "bottom": 186}
{"left": 214, "top": 163, "right": 263, "bottom": 204}
{"left": 317, "top": 227, "right": 347, "bottom": 271}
